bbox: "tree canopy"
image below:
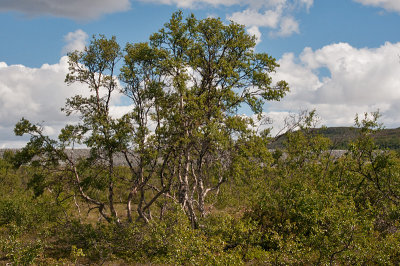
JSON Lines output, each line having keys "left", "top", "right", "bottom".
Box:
{"left": 12, "top": 11, "right": 289, "bottom": 228}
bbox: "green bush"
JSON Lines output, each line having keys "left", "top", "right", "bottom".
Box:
{"left": 0, "top": 224, "right": 44, "bottom": 265}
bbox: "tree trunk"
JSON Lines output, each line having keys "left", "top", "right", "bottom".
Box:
{"left": 108, "top": 157, "right": 119, "bottom": 224}
{"left": 126, "top": 187, "right": 137, "bottom": 223}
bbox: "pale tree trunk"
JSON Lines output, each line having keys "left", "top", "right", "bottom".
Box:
{"left": 108, "top": 156, "right": 120, "bottom": 224}
{"left": 126, "top": 187, "right": 137, "bottom": 223}
{"left": 178, "top": 151, "right": 198, "bottom": 228}
{"left": 194, "top": 159, "right": 225, "bottom": 218}
{"left": 197, "top": 178, "right": 206, "bottom": 217}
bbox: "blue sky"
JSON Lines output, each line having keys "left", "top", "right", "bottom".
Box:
{"left": 1, "top": 0, "right": 400, "bottom": 147}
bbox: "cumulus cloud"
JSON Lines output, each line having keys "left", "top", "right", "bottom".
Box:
{"left": 0, "top": 57, "right": 75, "bottom": 127}
{"left": 140, "top": 0, "right": 313, "bottom": 41}
{"left": 272, "top": 16, "right": 299, "bottom": 37}
{"left": 229, "top": 8, "right": 281, "bottom": 28}
{"left": 0, "top": 53, "right": 124, "bottom": 147}
{"left": 144, "top": 0, "right": 313, "bottom": 9}
{"left": 0, "top": 57, "right": 79, "bottom": 146}
{"left": 140, "top": 0, "right": 240, "bottom": 8}
{"left": 227, "top": 1, "right": 310, "bottom": 40}
{"left": 265, "top": 41, "right": 400, "bottom": 131}
{"left": 354, "top": 0, "right": 400, "bottom": 14}
{"left": 0, "top": 0, "right": 130, "bottom": 20}
{"left": 62, "top": 29, "right": 88, "bottom": 54}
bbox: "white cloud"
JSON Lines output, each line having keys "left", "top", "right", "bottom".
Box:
{"left": 299, "top": 0, "right": 313, "bottom": 10}
{"left": 62, "top": 29, "right": 89, "bottom": 54}
{"left": 0, "top": 57, "right": 75, "bottom": 127}
{"left": 229, "top": 8, "right": 281, "bottom": 28}
{"left": 140, "top": 0, "right": 313, "bottom": 41}
{"left": 140, "top": 0, "right": 240, "bottom": 8}
{"left": 0, "top": 57, "right": 81, "bottom": 146}
{"left": 0, "top": 55, "right": 124, "bottom": 147}
{"left": 265, "top": 41, "right": 400, "bottom": 130}
{"left": 226, "top": 1, "right": 308, "bottom": 40}
{"left": 0, "top": 0, "right": 130, "bottom": 20}
{"left": 354, "top": 0, "right": 400, "bottom": 14}
{"left": 272, "top": 16, "right": 299, "bottom": 37}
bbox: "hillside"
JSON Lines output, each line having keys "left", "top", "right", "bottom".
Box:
{"left": 269, "top": 127, "right": 400, "bottom": 151}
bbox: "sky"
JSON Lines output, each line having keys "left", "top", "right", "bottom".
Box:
{"left": 1, "top": 0, "right": 400, "bottom": 147}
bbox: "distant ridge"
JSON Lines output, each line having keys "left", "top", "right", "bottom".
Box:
{"left": 268, "top": 127, "right": 400, "bottom": 151}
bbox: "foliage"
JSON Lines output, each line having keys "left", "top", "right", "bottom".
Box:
{"left": 0, "top": 224, "right": 44, "bottom": 265}
{"left": 246, "top": 111, "right": 400, "bottom": 264}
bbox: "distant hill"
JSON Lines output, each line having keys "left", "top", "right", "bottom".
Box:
{"left": 269, "top": 127, "right": 400, "bottom": 151}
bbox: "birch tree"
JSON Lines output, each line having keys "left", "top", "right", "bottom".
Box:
{"left": 13, "top": 12, "right": 289, "bottom": 227}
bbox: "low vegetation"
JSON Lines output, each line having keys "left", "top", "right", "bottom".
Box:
{"left": 2, "top": 112, "right": 400, "bottom": 265}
